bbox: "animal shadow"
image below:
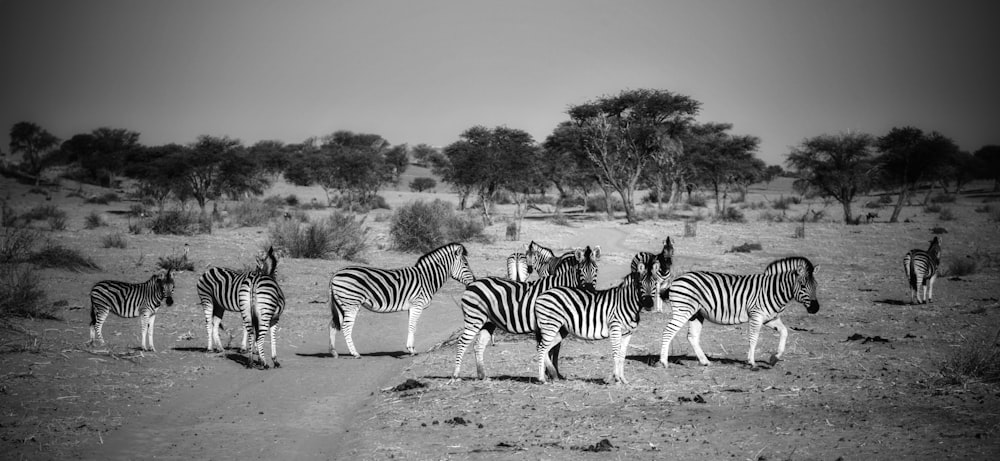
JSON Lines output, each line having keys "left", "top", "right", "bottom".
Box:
{"left": 294, "top": 350, "right": 411, "bottom": 359}
{"left": 873, "top": 299, "right": 909, "bottom": 306}
{"left": 626, "top": 353, "right": 751, "bottom": 368}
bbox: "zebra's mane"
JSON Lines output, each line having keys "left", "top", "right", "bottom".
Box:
{"left": 765, "top": 256, "right": 814, "bottom": 274}
{"left": 415, "top": 242, "right": 465, "bottom": 266}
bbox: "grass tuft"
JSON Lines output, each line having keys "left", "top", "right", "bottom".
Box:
{"left": 0, "top": 265, "right": 54, "bottom": 319}
{"left": 940, "top": 334, "right": 1000, "bottom": 385}
{"left": 31, "top": 243, "right": 100, "bottom": 271}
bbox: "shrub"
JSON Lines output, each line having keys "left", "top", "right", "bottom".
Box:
{"left": 158, "top": 252, "right": 195, "bottom": 272}
{"left": 974, "top": 205, "right": 992, "bottom": 213}
{"left": 47, "top": 213, "right": 67, "bottom": 231}
{"left": 150, "top": 210, "right": 210, "bottom": 235}
{"left": 263, "top": 195, "right": 286, "bottom": 208}
{"left": 683, "top": 221, "right": 697, "bottom": 238}
{"left": 0, "top": 265, "right": 53, "bottom": 319}
{"left": 101, "top": 232, "right": 128, "bottom": 249}
{"left": 558, "top": 195, "right": 585, "bottom": 208}
{"left": 864, "top": 201, "right": 883, "bottom": 209}
{"left": 85, "top": 192, "right": 119, "bottom": 204}
{"left": 728, "top": 242, "right": 763, "bottom": 253}
{"left": 938, "top": 208, "right": 955, "bottom": 221}
{"left": 930, "top": 194, "right": 956, "bottom": 204}
{"left": 686, "top": 195, "right": 707, "bottom": 207}
{"left": 945, "top": 258, "right": 978, "bottom": 277}
{"left": 268, "top": 211, "right": 369, "bottom": 261}
{"left": 878, "top": 194, "right": 893, "bottom": 204}
{"left": 923, "top": 204, "right": 942, "bottom": 213}
{"left": 31, "top": 243, "right": 100, "bottom": 271}
{"left": 758, "top": 210, "right": 787, "bottom": 223}
{"left": 389, "top": 200, "right": 489, "bottom": 253}
{"left": 230, "top": 199, "right": 282, "bottom": 227}
{"left": 931, "top": 226, "right": 948, "bottom": 235}
{"left": 715, "top": 207, "right": 745, "bottom": 223}
{"left": 284, "top": 194, "right": 300, "bottom": 207}
{"left": 370, "top": 195, "right": 391, "bottom": 210}
{"left": 22, "top": 205, "right": 65, "bottom": 222}
{"left": 505, "top": 221, "right": 518, "bottom": 241}
{"left": 410, "top": 177, "right": 437, "bottom": 193}
{"left": 793, "top": 222, "right": 806, "bottom": 239}
{"left": 940, "top": 334, "right": 1000, "bottom": 385}
{"left": 549, "top": 212, "right": 570, "bottom": 226}
{"left": 586, "top": 195, "right": 624, "bottom": 213}
{"left": 85, "top": 211, "right": 106, "bottom": 229}
{"left": 1, "top": 201, "right": 18, "bottom": 227}
{"left": 1, "top": 225, "right": 39, "bottom": 263}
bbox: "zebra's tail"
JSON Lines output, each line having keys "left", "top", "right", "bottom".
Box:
{"left": 329, "top": 290, "right": 343, "bottom": 332}
{"left": 249, "top": 278, "right": 262, "bottom": 338}
{"left": 907, "top": 251, "right": 918, "bottom": 290}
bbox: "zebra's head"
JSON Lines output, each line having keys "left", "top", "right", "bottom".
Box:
{"left": 928, "top": 236, "right": 942, "bottom": 264}
{"left": 526, "top": 241, "right": 554, "bottom": 278}
{"left": 633, "top": 256, "right": 660, "bottom": 311}
{"left": 448, "top": 244, "right": 476, "bottom": 286}
{"left": 573, "top": 245, "right": 601, "bottom": 291}
{"left": 156, "top": 269, "right": 175, "bottom": 306}
{"left": 793, "top": 262, "right": 820, "bottom": 314}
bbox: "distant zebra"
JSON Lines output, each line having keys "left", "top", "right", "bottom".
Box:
{"left": 329, "top": 243, "right": 475, "bottom": 358}
{"left": 904, "top": 236, "right": 941, "bottom": 304}
{"left": 238, "top": 246, "right": 284, "bottom": 369}
{"left": 525, "top": 240, "right": 556, "bottom": 278}
{"left": 506, "top": 252, "right": 529, "bottom": 282}
{"left": 88, "top": 270, "right": 175, "bottom": 351}
{"left": 630, "top": 237, "right": 675, "bottom": 312}
{"left": 658, "top": 258, "right": 820, "bottom": 369}
{"left": 535, "top": 255, "right": 661, "bottom": 384}
{"left": 197, "top": 249, "right": 273, "bottom": 352}
{"left": 451, "top": 246, "right": 600, "bottom": 381}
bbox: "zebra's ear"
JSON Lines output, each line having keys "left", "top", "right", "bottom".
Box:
{"left": 592, "top": 245, "right": 601, "bottom": 260}
{"left": 663, "top": 237, "right": 673, "bottom": 256}
{"left": 574, "top": 247, "right": 585, "bottom": 262}
{"left": 812, "top": 264, "right": 820, "bottom": 274}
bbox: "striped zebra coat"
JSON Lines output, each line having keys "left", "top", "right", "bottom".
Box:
{"left": 506, "top": 252, "right": 529, "bottom": 282}
{"left": 238, "top": 248, "right": 284, "bottom": 369}
{"left": 329, "top": 242, "right": 475, "bottom": 358}
{"left": 197, "top": 250, "right": 274, "bottom": 352}
{"left": 630, "top": 237, "right": 674, "bottom": 312}
{"left": 451, "top": 246, "right": 600, "bottom": 381}
{"left": 904, "top": 236, "right": 941, "bottom": 304}
{"left": 535, "top": 256, "right": 661, "bottom": 384}
{"left": 525, "top": 240, "right": 556, "bottom": 278}
{"left": 658, "top": 259, "right": 820, "bottom": 369}
{"left": 88, "top": 270, "right": 175, "bottom": 351}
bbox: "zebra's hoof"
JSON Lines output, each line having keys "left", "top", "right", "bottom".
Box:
{"left": 768, "top": 355, "right": 780, "bottom": 366}
{"left": 273, "top": 361, "right": 281, "bottom": 368}
{"left": 654, "top": 360, "right": 668, "bottom": 369}
{"left": 330, "top": 350, "right": 338, "bottom": 358}
{"left": 351, "top": 354, "right": 362, "bottom": 359}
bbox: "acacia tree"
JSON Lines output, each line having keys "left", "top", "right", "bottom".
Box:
{"left": 786, "top": 132, "right": 877, "bottom": 224}
{"left": 441, "top": 126, "right": 539, "bottom": 226}
{"left": 568, "top": 89, "right": 701, "bottom": 223}
{"left": 179, "top": 135, "right": 245, "bottom": 213}
{"left": 875, "top": 127, "right": 959, "bottom": 222}
{"left": 975, "top": 145, "right": 1000, "bottom": 191}
{"left": 9, "top": 121, "right": 60, "bottom": 184}
{"left": 686, "top": 122, "right": 763, "bottom": 213}
{"left": 124, "top": 144, "right": 189, "bottom": 212}
{"left": 85, "top": 127, "right": 142, "bottom": 187}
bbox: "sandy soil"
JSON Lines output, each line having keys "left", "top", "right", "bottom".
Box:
{"left": 2, "top": 176, "right": 999, "bottom": 460}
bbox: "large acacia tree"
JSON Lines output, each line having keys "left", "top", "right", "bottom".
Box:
{"left": 786, "top": 132, "right": 878, "bottom": 224}
{"left": 567, "top": 89, "right": 701, "bottom": 223}
{"left": 875, "top": 127, "right": 959, "bottom": 222}
{"left": 686, "top": 122, "right": 763, "bottom": 213}
{"left": 8, "top": 121, "right": 60, "bottom": 184}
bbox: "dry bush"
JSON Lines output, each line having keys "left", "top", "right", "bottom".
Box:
{"left": 390, "top": 200, "right": 488, "bottom": 253}
{"left": 157, "top": 252, "right": 195, "bottom": 272}
{"left": 227, "top": 199, "right": 282, "bottom": 227}
{"left": 728, "top": 242, "right": 763, "bottom": 253}
{"left": 269, "top": 211, "right": 369, "bottom": 261}
{"left": 1, "top": 225, "right": 39, "bottom": 263}
{"left": 101, "top": 232, "right": 128, "bottom": 249}
{"left": 714, "top": 207, "right": 745, "bottom": 223}
{"left": 940, "top": 334, "right": 1000, "bottom": 385}
{"left": 938, "top": 208, "right": 956, "bottom": 221}
{"left": 85, "top": 211, "right": 106, "bottom": 229}
{"left": 150, "top": 210, "right": 210, "bottom": 235}
{"left": 683, "top": 221, "right": 697, "bottom": 238}
{"left": 0, "top": 264, "right": 53, "bottom": 319}
{"left": 945, "top": 258, "right": 978, "bottom": 277}
{"left": 31, "top": 243, "right": 100, "bottom": 271}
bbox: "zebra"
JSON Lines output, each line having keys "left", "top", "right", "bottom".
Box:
{"left": 329, "top": 242, "right": 475, "bottom": 358}
{"left": 535, "top": 255, "right": 661, "bottom": 384}
{"left": 238, "top": 246, "right": 284, "bottom": 369}
{"left": 904, "top": 236, "right": 941, "bottom": 304}
{"left": 451, "top": 246, "right": 601, "bottom": 381}
{"left": 88, "top": 269, "right": 175, "bottom": 351}
{"left": 506, "top": 251, "right": 530, "bottom": 282}
{"left": 197, "top": 249, "right": 273, "bottom": 352}
{"left": 657, "top": 258, "right": 820, "bottom": 369}
{"left": 630, "top": 237, "right": 674, "bottom": 312}
{"left": 525, "top": 240, "right": 556, "bottom": 278}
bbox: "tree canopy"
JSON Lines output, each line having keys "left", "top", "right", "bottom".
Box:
{"left": 786, "top": 132, "right": 877, "bottom": 224}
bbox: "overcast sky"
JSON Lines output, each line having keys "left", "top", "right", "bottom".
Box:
{"left": 1, "top": 0, "right": 997, "bottom": 166}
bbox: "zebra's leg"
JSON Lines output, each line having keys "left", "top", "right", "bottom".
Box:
{"left": 140, "top": 311, "right": 151, "bottom": 351}
{"left": 609, "top": 329, "right": 631, "bottom": 385}
{"left": 764, "top": 317, "right": 788, "bottom": 366}
{"left": 449, "top": 318, "right": 486, "bottom": 382}
{"left": 204, "top": 301, "right": 216, "bottom": 352}
{"left": 146, "top": 313, "right": 157, "bottom": 352}
{"left": 687, "top": 317, "right": 710, "bottom": 366}
{"left": 927, "top": 273, "right": 937, "bottom": 303}
{"left": 547, "top": 331, "right": 567, "bottom": 381}
{"left": 472, "top": 323, "right": 496, "bottom": 380}
{"left": 404, "top": 303, "right": 427, "bottom": 355}
{"left": 269, "top": 325, "right": 280, "bottom": 368}
{"left": 657, "top": 314, "right": 688, "bottom": 368}
{"left": 340, "top": 304, "right": 363, "bottom": 359}
{"left": 90, "top": 305, "right": 109, "bottom": 347}
{"left": 746, "top": 313, "right": 766, "bottom": 368}
{"left": 536, "top": 329, "right": 560, "bottom": 384}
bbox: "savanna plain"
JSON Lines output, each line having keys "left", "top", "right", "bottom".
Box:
{"left": 2, "top": 173, "right": 999, "bottom": 460}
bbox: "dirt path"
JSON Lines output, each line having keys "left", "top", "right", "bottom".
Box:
{"left": 74, "top": 299, "right": 466, "bottom": 460}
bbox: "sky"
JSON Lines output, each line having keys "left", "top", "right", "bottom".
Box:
{"left": 1, "top": 0, "right": 997, "bottom": 166}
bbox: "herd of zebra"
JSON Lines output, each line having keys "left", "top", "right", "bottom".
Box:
{"left": 85, "top": 234, "right": 942, "bottom": 383}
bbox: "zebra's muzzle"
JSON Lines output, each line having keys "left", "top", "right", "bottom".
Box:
{"left": 164, "top": 296, "right": 174, "bottom": 307}
{"left": 640, "top": 295, "right": 654, "bottom": 311}
{"left": 580, "top": 283, "right": 596, "bottom": 292}
{"left": 806, "top": 300, "right": 819, "bottom": 314}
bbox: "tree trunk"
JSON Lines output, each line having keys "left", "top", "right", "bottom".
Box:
{"left": 620, "top": 188, "right": 637, "bottom": 224}
{"left": 889, "top": 187, "right": 909, "bottom": 223}
{"left": 602, "top": 187, "right": 614, "bottom": 219}
{"left": 922, "top": 183, "right": 935, "bottom": 205}
{"left": 841, "top": 199, "right": 854, "bottom": 224}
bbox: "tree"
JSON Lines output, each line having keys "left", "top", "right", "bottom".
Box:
{"left": 542, "top": 121, "right": 600, "bottom": 207}
{"left": 762, "top": 165, "right": 785, "bottom": 185}
{"left": 974, "top": 145, "right": 1000, "bottom": 191}
{"left": 441, "top": 126, "right": 539, "bottom": 226}
{"left": 410, "top": 177, "right": 436, "bottom": 192}
{"left": 85, "top": 127, "right": 142, "bottom": 187}
{"left": 686, "top": 122, "right": 763, "bottom": 213}
{"left": 411, "top": 144, "right": 444, "bottom": 167}
{"left": 179, "top": 135, "right": 245, "bottom": 213}
{"left": 248, "top": 140, "right": 288, "bottom": 178}
{"left": 8, "top": 121, "right": 60, "bottom": 184}
{"left": 875, "top": 127, "right": 959, "bottom": 222}
{"left": 124, "top": 144, "right": 189, "bottom": 211}
{"left": 786, "top": 132, "right": 877, "bottom": 224}
{"left": 568, "top": 89, "right": 701, "bottom": 223}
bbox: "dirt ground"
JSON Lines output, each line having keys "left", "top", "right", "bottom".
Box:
{"left": 2, "top": 176, "right": 999, "bottom": 460}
